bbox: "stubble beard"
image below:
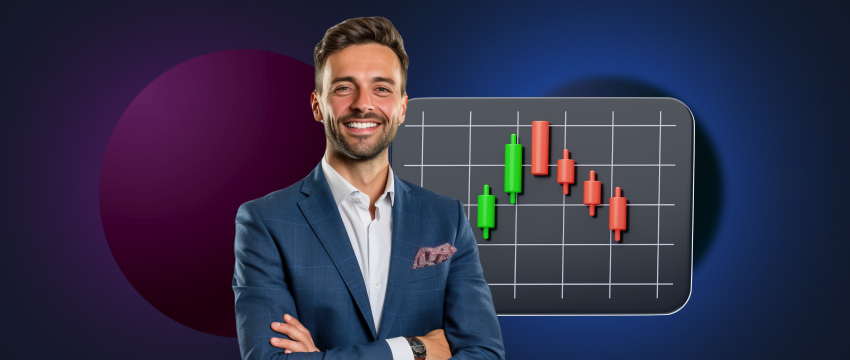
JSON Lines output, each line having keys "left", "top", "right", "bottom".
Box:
{"left": 324, "top": 111, "right": 398, "bottom": 161}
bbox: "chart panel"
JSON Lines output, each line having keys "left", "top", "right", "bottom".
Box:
{"left": 391, "top": 98, "right": 694, "bottom": 315}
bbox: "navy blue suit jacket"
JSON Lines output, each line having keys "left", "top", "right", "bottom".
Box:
{"left": 232, "top": 163, "right": 505, "bottom": 359}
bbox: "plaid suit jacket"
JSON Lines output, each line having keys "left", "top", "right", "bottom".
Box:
{"left": 232, "top": 163, "right": 505, "bottom": 360}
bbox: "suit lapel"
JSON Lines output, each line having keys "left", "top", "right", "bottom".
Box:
{"left": 297, "top": 164, "right": 378, "bottom": 340}
{"left": 377, "top": 176, "right": 421, "bottom": 339}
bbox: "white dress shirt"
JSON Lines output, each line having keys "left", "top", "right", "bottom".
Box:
{"left": 321, "top": 156, "right": 414, "bottom": 360}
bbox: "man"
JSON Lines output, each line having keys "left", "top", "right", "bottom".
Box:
{"left": 232, "top": 16, "right": 505, "bottom": 360}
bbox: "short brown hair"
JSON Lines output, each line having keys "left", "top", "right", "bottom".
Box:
{"left": 313, "top": 16, "right": 409, "bottom": 95}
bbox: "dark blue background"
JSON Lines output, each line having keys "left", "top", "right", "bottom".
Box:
{"left": 3, "top": 0, "right": 848, "bottom": 358}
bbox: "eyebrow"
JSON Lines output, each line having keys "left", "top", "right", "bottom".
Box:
{"left": 330, "top": 76, "right": 396, "bottom": 86}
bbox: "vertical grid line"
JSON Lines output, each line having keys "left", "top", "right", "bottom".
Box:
{"left": 561, "top": 111, "right": 567, "bottom": 299}
{"left": 609, "top": 111, "right": 614, "bottom": 299}
{"left": 468, "top": 111, "right": 472, "bottom": 219}
{"left": 514, "top": 111, "right": 519, "bottom": 299}
{"left": 420, "top": 111, "right": 424, "bottom": 187}
{"left": 656, "top": 111, "right": 662, "bottom": 298}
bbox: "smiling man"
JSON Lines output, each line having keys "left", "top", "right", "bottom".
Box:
{"left": 232, "top": 17, "right": 505, "bottom": 360}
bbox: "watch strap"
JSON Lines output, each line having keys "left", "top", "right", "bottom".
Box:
{"left": 405, "top": 336, "right": 426, "bottom": 360}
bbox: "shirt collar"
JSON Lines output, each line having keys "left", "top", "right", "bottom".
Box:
{"left": 321, "top": 155, "right": 395, "bottom": 207}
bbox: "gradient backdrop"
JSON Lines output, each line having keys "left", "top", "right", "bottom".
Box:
{"left": 3, "top": 0, "right": 848, "bottom": 358}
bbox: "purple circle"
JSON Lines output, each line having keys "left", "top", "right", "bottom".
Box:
{"left": 99, "top": 50, "right": 323, "bottom": 337}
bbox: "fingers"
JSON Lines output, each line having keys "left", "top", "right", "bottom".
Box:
{"left": 270, "top": 337, "right": 309, "bottom": 352}
{"left": 271, "top": 321, "right": 311, "bottom": 345}
{"left": 270, "top": 315, "right": 319, "bottom": 352}
{"left": 283, "top": 314, "right": 312, "bottom": 339}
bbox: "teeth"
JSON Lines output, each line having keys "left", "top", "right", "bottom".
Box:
{"left": 345, "top": 122, "right": 379, "bottom": 129}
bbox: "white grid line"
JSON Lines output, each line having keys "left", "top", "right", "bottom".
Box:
{"left": 513, "top": 111, "right": 519, "bottom": 299}
{"left": 489, "top": 283, "right": 674, "bottom": 286}
{"left": 478, "top": 243, "right": 674, "bottom": 246}
{"left": 467, "top": 111, "right": 472, "bottom": 220}
{"left": 405, "top": 124, "right": 676, "bottom": 128}
{"left": 609, "top": 111, "right": 614, "bottom": 299}
{"left": 420, "top": 112, "right": 424, "bottom": 187}
{"left": 657, "top": 111, "right": 662, "bottom": 298}
{"left": 405, "top": 164, "right": 675, "bottom": 167}
{"left": 561, "top": 110, "right": 566, "bottom": 299}
{"left": 464, "top": 203, "right": 674, "bottom": 207}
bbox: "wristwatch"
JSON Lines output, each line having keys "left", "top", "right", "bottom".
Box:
{"left": 405, "top": 336, "right": 426, "bottom": 360}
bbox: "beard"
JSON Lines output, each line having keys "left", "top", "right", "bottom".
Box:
{"left": 323, "top": 110, "right": 399, "bottom": 160}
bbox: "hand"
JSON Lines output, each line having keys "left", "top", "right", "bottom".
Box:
{"left": 270, "top": 314, "right": 320, "bottom": 353}
{"left": 417, "top": 329, "right": 451, "bottom": 360}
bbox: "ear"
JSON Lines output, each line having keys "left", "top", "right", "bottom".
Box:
{"left": 398, "top": 94, "right": 408, "bottom": 125}
{"left": 311, "top": 91, "right": 323, "bottom": 122}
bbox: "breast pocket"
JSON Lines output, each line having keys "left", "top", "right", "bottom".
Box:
{"left": 408, "top": 259, "right": 450, "bottom": 284}
{"left": 402, "top": 258, "right": 448, "bottom": 334}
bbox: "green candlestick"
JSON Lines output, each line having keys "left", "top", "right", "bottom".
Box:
{"left": 477, "top": 185, "right": 496, "bottom": 239}
{"left": 504, "top": 134, "right": 522, "bottom": 204}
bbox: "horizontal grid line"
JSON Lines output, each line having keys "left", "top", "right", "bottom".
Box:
{"left": 463, "top": 203, "right": 674, "bottom": 207}
{"left": 488, "top": 283, "right": 674, "bottom": 286}
{"left": 477, "top": 243, "right": 674, "bottom": 246}
{"left": 405, "top": 124, "right": 676, "bottom": 128}
{"left": 404, "top": 164, "right": 675, "bottom": 167}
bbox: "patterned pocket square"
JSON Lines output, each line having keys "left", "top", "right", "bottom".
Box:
{"left": 413, "top": 243, "right": 457, "bottom": 269}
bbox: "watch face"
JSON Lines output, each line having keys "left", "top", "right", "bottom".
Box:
{"left": 408, "top": 337, "right": 426, "bottom": 358}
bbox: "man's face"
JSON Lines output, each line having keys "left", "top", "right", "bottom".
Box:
{"left": 311, "top": 43, "right": 408, "bottom": 161}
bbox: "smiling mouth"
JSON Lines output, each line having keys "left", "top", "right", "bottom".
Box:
{"left": 344, "top": 122, "right": 380, "bottom": 129}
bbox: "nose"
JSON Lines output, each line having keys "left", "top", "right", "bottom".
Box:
{"left": 351, "top": 89, "right": 374, "bottom": 113}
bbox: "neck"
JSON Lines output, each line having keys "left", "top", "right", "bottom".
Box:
{"left": 324, "top": 147, "right": 390, "bottom": 200}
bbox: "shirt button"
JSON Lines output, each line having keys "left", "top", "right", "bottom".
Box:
{"left": 354, "top": 198, "right": 361, "bottom": 203}
{"left": 373, "top": 282, "right": 380, "bottom": 289}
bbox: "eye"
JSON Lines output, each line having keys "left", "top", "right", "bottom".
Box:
{"left": 333, "top": 86, "right": 352, "bottom": 94}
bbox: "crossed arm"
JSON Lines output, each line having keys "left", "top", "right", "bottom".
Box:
{"left": 268, "top": 313, "right": 450, "bottom": 359}
{"left": 232, "top": 199, "right": 504, "bottom": 359}
{"left": 233, "top": 202, "right": 399, "bottom": 359}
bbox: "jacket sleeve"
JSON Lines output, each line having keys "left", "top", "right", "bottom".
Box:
{"left": 441, "top": 199, "right": 506, "bottom": 360}
{"left": 232, "top": 201, "right": 394, "bottom": 360}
